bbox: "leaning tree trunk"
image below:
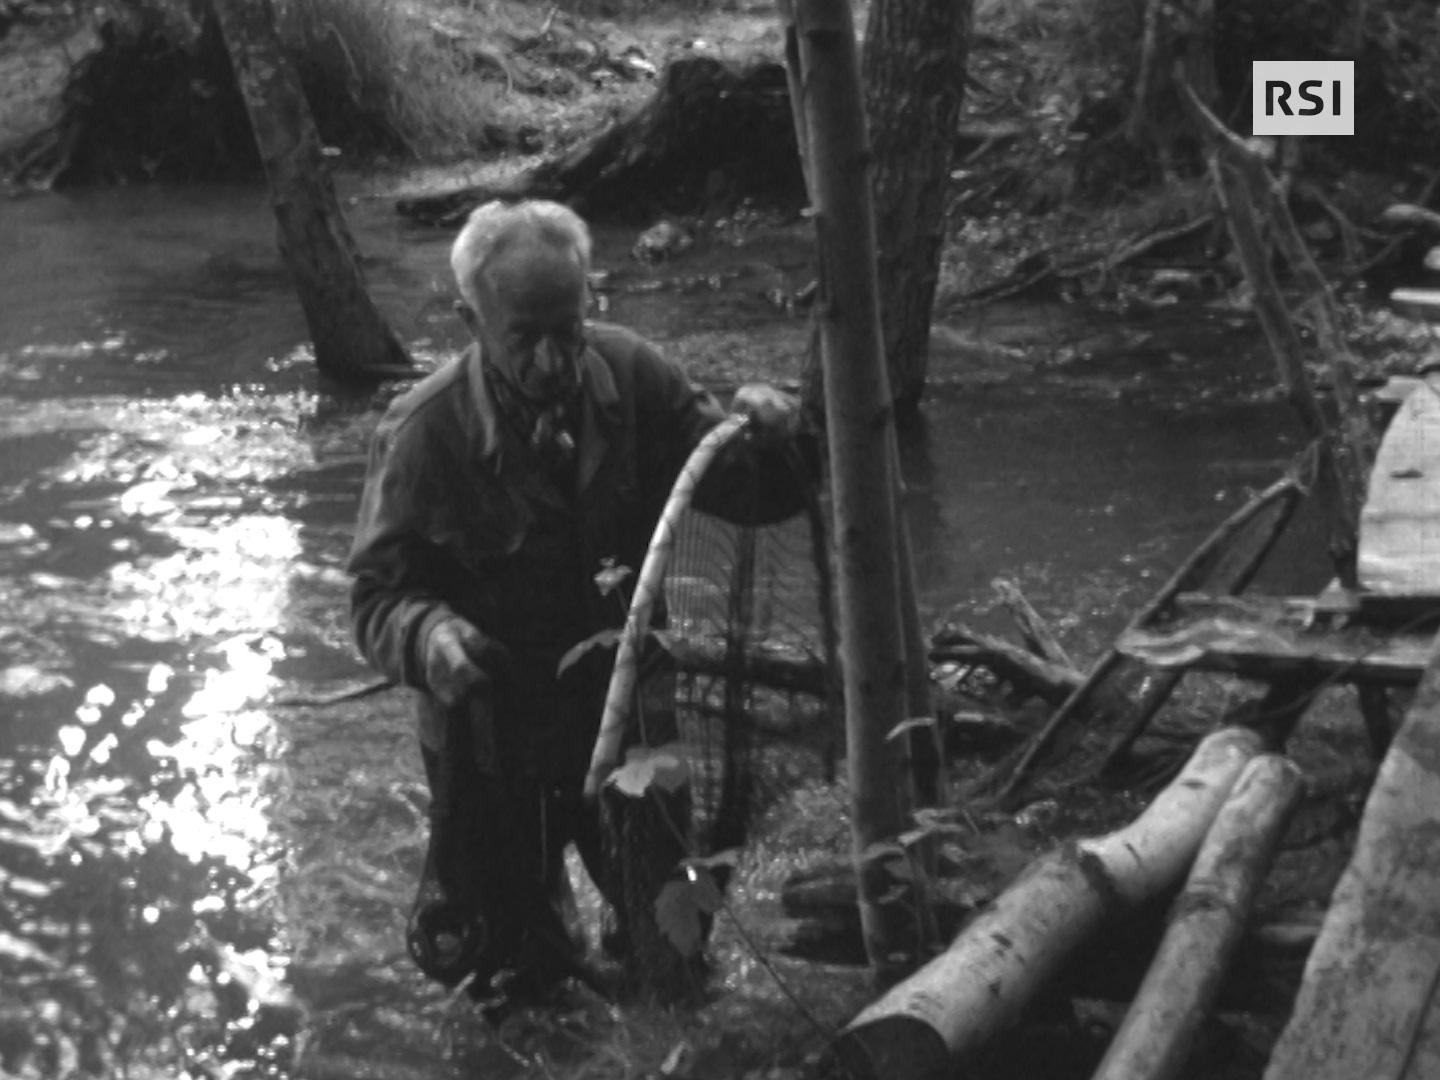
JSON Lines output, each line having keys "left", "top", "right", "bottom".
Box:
{"left": 783, "top": 0, "right": 919, "bottom": 984}
{"left": 1130, "top": 0, "right": 1217, "bottom": 177}
{"left": 860, "top": 0, "right": 971, "bottom": 417}
{"left": 207, "top": 0, "right": 413, "bottom": 382}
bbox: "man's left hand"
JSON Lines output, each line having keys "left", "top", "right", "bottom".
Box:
{"left": 731, "top": 383, "right": 800, "bottom": 441}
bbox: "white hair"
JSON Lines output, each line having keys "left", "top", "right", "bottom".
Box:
{"left": 449, "top": 199, "right": 592, "bottom": 313}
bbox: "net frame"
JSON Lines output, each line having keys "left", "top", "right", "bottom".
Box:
{"left": 587, "top": 419, "right": 839, "bottom": 987}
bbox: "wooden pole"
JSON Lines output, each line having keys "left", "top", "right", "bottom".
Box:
{"left": 782, "top": 0, "right": 918, "bottom": 981}
{"left": 782, "top": 0, "right": 935, "bottom": 809}
{"left": 827, "top": 726, "right": 1265, "bottom": 1080}
{"left": 1264, "top": 631, "right": 1440, "bottom": 1080}
{"left": 1090, "top": 754, "right": 1305, "bottom": 1080}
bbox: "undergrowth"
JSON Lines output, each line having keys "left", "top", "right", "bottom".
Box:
{"left": 274, "top": 0, "right": 505, "bottom": 161}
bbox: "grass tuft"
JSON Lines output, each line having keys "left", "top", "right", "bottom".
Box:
{"left": 275, "top": 0, "right": 504, "bottom": 162}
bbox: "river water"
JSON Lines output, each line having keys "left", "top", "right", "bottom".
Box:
{"left": 0, "top": 182, "right": 1331, "bottom": 1077}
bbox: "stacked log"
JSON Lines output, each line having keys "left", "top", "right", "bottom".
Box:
{"left": 1090, "top": 755, "right": 1304, "bottom": 1080}
{"left": 824, "top": 726, "right": 1269, "bottom": 1079}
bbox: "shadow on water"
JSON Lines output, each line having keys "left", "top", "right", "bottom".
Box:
{"left": 0, "top": 182, "right": 1326, "bottom": 1077}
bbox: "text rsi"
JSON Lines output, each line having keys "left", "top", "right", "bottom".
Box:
{"left": 1264, "top": 79, "right": 1342, "bottom": 117}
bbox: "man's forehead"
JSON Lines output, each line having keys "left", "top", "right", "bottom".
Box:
{"left": 482, "top": 233, "right": 585, "bottom": 308}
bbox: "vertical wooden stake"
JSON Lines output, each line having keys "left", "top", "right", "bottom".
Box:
{"left": 782, "top": 0, "right": 918, "bottom": 981}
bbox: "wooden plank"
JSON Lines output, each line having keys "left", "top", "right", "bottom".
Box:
{"left": 1359, "top": 376, "right": 1440, "bottom": 598}
{"left": 1263, "top": 631, "right": 1440, "bottom": 1080}
{"left": 1116, "top": 593, "right": 1434, "bottom": 685}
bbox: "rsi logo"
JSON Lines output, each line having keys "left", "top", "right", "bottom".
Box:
{"left": 1252, "top": 60, "right": 1354, "bottom": 135}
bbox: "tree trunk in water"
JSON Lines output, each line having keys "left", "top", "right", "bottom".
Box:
{"left": 1129, "top": 0, "right": 1217, "bottom": 176}
{"left": 1091, "top": 754, "right": 1304, "bottom": 1080}
{"left": 1264, "top": 632, "right": 1440, "bottom": 1080}
{"left": 860, "top": 0, "right": 971, "bottom": 416}
{"left": 207, "top": 0, "right": 412, "bottom": 382}
{"left": 826, "top": 726, "right": 1266, "bottom": 1080}
{"left": 782, "top": 0, "right": 918, "bottom": 984}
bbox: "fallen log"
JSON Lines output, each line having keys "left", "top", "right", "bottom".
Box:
{"left": 779, "top": 880, "right": 1315, "bottom": 1016}
{"left": 396, "top": 56, "right": 807, "bottom": 226}
{"left": 1074, "top": 907, "right": 1317, "bottom": 1018}
{"left": 823, "top": 726, "right": 1265, "bottom": 1080}
{"left": 1263, "top": 630, "right": 1440, "bottom": 1080}
{"left": 930, "top": 624, "right": 1084, "bottom": 704}
{"left": 779, "top": 839, "right": 1316, "bottom": 1019}
{"left": 1090, "top": 754, "right": 1305, "bottom": 1080}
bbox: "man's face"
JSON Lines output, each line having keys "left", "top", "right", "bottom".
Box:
{"left": 470, "top": 238, "right": 587, "bottom": 405}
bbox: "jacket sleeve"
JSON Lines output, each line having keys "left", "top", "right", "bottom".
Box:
{"left": 692, "top": 404, "right": 822, "bottom": 527}
{"left": 346, "top": 413, "right": 459, "bottom": 689}
{"left": 629, "top": 339, "right": 819, "bottom": 525}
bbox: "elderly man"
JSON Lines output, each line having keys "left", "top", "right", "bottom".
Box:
{"left": 347, "top": 199, "right": 799, "bottom": 1002}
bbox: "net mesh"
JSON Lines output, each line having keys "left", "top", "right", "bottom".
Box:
{"left": 661, "top": 503, "right": 840, "bottom": 857}
{"left": 603, "top": 442, "right": 838, "bottom": 995}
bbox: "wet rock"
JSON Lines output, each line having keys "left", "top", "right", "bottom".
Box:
{"left": 633, "top": 219, "right": 695, "bottom": 263}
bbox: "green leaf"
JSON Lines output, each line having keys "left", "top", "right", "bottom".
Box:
{"left": 556, "top": 628, "right": 621, "bottom": 678}
{"left": 594, "top": 561, "right": 634, "bottom": 597}
{"left": 607, "top": 742, "right": 690, "bottom": 797}
{"left": 875, "top": 883, "right": 909, "bottom": 906}
{"left": 654, "top": 868, "right": 723, "bottom": 957}
{"left": 886, "top": 715, "right": 938, "bottom": 741}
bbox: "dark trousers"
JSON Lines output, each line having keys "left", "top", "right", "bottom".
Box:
{"left": 412, "top": 649, "right": 692, "bottom": 991}
{"left": 419, "top": 732, "right": 613, "bottom": 985}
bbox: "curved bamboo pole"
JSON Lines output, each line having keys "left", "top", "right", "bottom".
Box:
{"left": 583, "top": 413, "right": 750, "bottom": 798}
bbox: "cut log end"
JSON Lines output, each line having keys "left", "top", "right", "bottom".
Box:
{"left": 822, "top": 1017, "right": 951, "bottom": 1080}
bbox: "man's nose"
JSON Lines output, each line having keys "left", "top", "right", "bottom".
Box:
{"left": 533, "top": 337, "right": 572, "bottom": 374}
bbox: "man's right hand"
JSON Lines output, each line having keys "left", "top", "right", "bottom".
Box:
{"left": 423, "top": 617, "right": 510, "bottom": 708}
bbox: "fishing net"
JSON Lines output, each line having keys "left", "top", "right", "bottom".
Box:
{"left": 593, "top": 421, "right": 839, "bottom": 993}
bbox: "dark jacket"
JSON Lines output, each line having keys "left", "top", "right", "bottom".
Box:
{"left": 347, "top": 323, "right": 733, "bottom": 773}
